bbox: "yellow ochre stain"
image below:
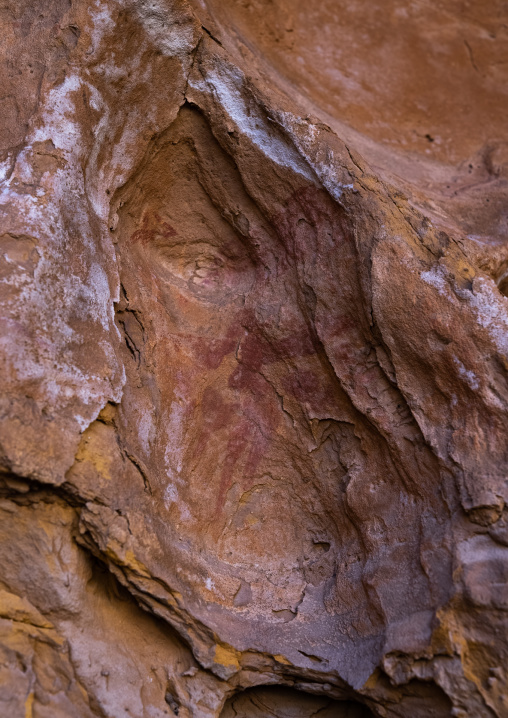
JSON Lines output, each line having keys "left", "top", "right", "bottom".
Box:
{"left": 25, "top": 692, "right": 34, "bottom": 718}
{"left": 274, "top": 654, "right": 291, "bottom": 665}
{"left": 214, "top": 643, "right": 240, "bottom": 670}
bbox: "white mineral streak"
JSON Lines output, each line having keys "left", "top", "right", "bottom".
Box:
{"left": 0, "top": 157, "right": 12, "bottom": 183}
{"left": 83, "top": 82, "right": 112, "bottom": 222}
{"left": 190, "top": 64, "right": 315, "bottom": 181}
{"left": 137, "top": 407, "right": 156, "bottom": 454}
{"left": 164, "top": 401, "right": 186, "bottom": 479}
{"left": 87, "top": 0, "right": 117, "bottom": 53}
{"left": 84, "top": 0, "right": 196, "bottom": 222}
{"left": 467, "top": 276, "right": 508, "bottom": 357}
{"left": 276, "top": 111, "right": 355, "bottom": 200}
{"left": 162, "top": 390, "right": 189, "bottom": 517}
{"left": 453, "top": 357, "right": 480, "bottom": 391}
{"left": 420, "top": 266, "right": 449, "bottom": 296}
{"left": 134, "top": 0, "right": 198, "bottom": 57}
{"left": 32, "top": 74, "right": 83, "bottom": 154}
{"left": 83, "top": 53, "right": 147, "bottom": 220}
{"left": 458, "top": 534, "right": 508, "bottom": 567}
{"left": 0, "top": 8, "right": 125, "bottom": 435}
{"left": 0, "top": 168, "right": 122, "bottom": 407}
{"left": 422, "top": 265, "right": 508, "bottom": 356}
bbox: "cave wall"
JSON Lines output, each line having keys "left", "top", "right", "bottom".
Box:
{"left": 1, "top": 1, "right": 507, "bottom": 716}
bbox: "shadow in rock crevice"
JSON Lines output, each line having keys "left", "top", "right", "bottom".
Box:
{"left": 220, "top": 686, "right": 375, "bottom": 718}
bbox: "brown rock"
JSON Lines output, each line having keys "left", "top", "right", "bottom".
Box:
{"left": 1, "top": 1, "right": 507, "bottom": 716}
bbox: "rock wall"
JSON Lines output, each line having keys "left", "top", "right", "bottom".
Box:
{"left": 1, "top": 1, "right": 507, "bottom": 716}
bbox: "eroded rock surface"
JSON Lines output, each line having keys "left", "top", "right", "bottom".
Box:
{"left": 1, "top": 1, "right": 507, "bottom": 716}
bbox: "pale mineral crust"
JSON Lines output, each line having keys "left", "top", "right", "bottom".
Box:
{"left": 1, "top": 1, "right": 507, "bottom": 716}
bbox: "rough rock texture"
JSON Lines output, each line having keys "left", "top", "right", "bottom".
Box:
{"left": 1, "top": 1, "right": 507, "bottom": 716}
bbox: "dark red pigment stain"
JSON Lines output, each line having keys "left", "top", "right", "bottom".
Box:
{"left": 148, "top": 185, "right": 357, "bottom": 518}
{"left": 186, "top": 323, "right": 242, "bottom": 371}
{"left": 239, "top": 328, "right": 318, "bottom": 370}
{"left": 190, "top": 187, "right": 355, "bottom": 516}
{"left": 130, "top": 212, "right": 177, "bottom": 245}
{"left": 217, "top": 417, "right": 267, "bottom": 516}
{"left": 190, "top": 378, "right": 277, "bottom": 517}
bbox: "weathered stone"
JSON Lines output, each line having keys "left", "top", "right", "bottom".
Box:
{"left": 1, "top": 1, "right": 507, "bottom": 715}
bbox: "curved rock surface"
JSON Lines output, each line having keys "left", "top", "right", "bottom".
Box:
{"left": 1, "top": 1, "right": 507, "bottom": 716}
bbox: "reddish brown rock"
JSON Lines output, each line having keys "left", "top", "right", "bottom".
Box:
{"left": 1, "top": 1, "right": 507, "bottom": 716}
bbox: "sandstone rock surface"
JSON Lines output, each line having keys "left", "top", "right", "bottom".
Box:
{"left": 1, "top": 1, "right": 508, "bottom": 716}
